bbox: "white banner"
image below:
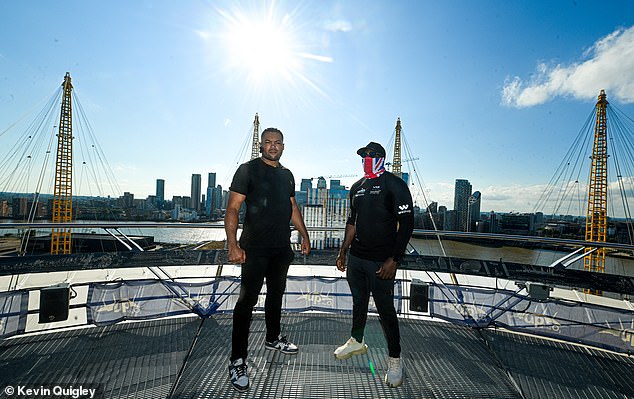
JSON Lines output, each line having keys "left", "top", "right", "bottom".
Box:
{"left": 429, "top": 284, "right": 634, "bottom": 354}
{"left": 86, "top": 277, "right": 403, "bottom": 325}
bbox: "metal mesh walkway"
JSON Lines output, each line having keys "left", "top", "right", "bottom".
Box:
{"left": 1, "top": 313, "right": 633, "bottom": 399}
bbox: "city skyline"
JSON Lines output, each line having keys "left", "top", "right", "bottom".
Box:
{"left": 0, "top": 176, "right": 580, "bottom": 219}
{"left": 1, "top": 2, "right": 634, "bottom": 215}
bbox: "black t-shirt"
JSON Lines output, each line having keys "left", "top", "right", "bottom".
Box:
{"left": 229, "top": 158, "right": 295, "bottom": 249}
{"left": 347, "top": 171, "right": 414, "bottom": 262}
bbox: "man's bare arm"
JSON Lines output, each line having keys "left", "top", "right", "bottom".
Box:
{"left": 290, "top": 197, "right": 311, "bottom": 255}
{"left": 224, "top": 191, "right": 247, "bottom": 263}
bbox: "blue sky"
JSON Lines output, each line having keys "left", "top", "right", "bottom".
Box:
{"left": 1, "top": 0, "right": 634, "bottom": 214}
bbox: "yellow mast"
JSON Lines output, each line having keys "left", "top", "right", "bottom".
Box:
{"left": 50, "top": 72, "right": 74, "bottom": 255}
{"left": 250, "top": 113, "right": 260, "bottom": 160}
{"left": 393, "top": 118, "right": 402, "bottom": 179}
{"left": 584, "top": 90, "right": 609, "bottom": 274}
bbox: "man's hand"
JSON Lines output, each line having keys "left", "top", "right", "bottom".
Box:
{"left": 336, "top": 249, "right": 347, "bottom": 272}
{"left": 301, "top": 241, "right": 311, "bottom": 255}
{"left": 376, "top": 257, "right": 398, "bottom": 280}
{"left": 227, "top": 243, "right": 246, "bottom": 264}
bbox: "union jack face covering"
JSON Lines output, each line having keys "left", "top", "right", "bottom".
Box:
{"left": 363, "top": 156, "right": 385, "bottom": 179}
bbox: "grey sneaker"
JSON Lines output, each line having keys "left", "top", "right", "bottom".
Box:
{"left": 228, "top": 358, "right": 249, "bottom": 392}
{"left": 265, "top": 335, "right": 299, "bottom": 354}
{"left": 334, "top": 337, "right": 368, "bottom": 360}
{"left": 384, "top": 356, "right": 403, "bottom": 387}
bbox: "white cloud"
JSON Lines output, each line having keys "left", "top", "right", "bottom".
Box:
{"left": 416, "top": 180, "right": 633, "bottom": 218}
{"left": 479, "top": 184, "right": 549, "bottom": 213}
{"left": 502, "top": 26, "right": 634, "bottom": 108}
{"left": 299, "top": 53, "right": 333, "bottom": 63}
{"left": 420, "top": 182, "right": 555, "bottom": 214}
{"left": 324, "top": 19, "right": 352, "bottom": 33}
{"left": 114, "top": 163, "right": 138, "bottom": 172}
{"left": 195, "top": 30, "right": 210, "bottom": 40}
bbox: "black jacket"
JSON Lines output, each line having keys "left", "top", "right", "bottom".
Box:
{"left": 347, "top": 171, "right": 414, "bottom": 262}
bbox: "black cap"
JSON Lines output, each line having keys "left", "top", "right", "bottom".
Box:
{"left": 356, "top": 142, "right": 386, "bottom": 157}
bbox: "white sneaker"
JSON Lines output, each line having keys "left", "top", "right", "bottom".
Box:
{"left": 384, "top": 356, "right": 403, "bottom": 387}
{"left": 334, "top": 337, "right": 368, "bottom": 360}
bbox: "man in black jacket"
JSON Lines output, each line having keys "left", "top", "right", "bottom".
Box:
{"left": 225, "top": 127, "right": 311, "bottom": 392}
{"left": 334, "top": 141, "right": 414, "bottom": 388}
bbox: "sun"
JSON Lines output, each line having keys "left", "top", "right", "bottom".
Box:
{"left": 225, "top": 14, "right": 297, "bottom": 83}
{"left": 220, "top": 4, "right": 300, "bottom": 86}
{"left": 213, "top": 2, "right": 331, "bottom": 93}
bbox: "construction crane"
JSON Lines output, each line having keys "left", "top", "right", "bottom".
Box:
{"left": 250, "top": 113, "right": 260, "bottom": 160}
{"left": 386, "top": 157, "right": 419, "bottom": 167}
{"left": 584, "top": 90, "right": 609, "bottom": 277}
{"left": 50, "top": 72, "right": 74, "bottom": 255}
{"left": 310, "top": 174, "right": 356, "bottom": 180}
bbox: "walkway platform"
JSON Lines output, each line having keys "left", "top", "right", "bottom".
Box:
{"left": 1, "top": 313, "right": 633, "bottom": 399}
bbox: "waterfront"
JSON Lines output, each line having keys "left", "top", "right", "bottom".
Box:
{"left": 1, "top": 219, "right": 633, "bottom": 276}
{"left": 415, "top": 237, "right": 634, "bottom": 276}
{"left": 0, "top": 220, "right": 226, "bottom": 245}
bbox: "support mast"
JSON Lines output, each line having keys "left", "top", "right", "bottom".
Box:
{"left": 393, "top": 118, "right": 402, "bottom": 179}
{"left": 51, "top": 72, "right": 74, "bottom": 255}
{"left": 250, "top": 113, "right": 260, "bottom": 160}
{"left": 584, "top": 90, "right": 609, "bottom": 274}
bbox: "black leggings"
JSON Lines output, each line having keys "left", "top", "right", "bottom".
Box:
{"left": 231, "top": 246, "right": 294, "bottom": 361}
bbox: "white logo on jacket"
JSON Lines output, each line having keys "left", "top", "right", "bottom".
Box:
{"left": 398, "top": 204, "right": 411, "bottom": 214}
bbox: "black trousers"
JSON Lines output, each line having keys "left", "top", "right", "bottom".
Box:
{"left": 347, "top": 253, "right": 401, "bottom": 358}
{"left": 231, "top": 246, "right": 294, "bottom": 361}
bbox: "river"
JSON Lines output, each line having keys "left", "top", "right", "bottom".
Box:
{"left": 1, "top": 219, "right": 632, "bottom": 276}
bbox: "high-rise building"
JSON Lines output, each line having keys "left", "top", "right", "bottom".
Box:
{"left": 156, "top": 179, "right": 165, "bottom": 204}
{"left": 453, "top": 179, "right": 472, "bottom": 231}
{"left": 300, "top": 178, "right": 312, "bottom": 193}
{"left": 330, "top": 180, "right": 345, "bottom": 190}
{"left": 206, "top": 187, "right": 213, "bottom": 217}
{"left": 206, "top": 185, "right": 223, "bottom": 218}
{"left": 191, "top": 174, "right": 201, "bottom": 211}
{"left": 304, "top": 182, "right": 349, "bottom": 249}
{"left": 172, "top": 196, "right": 184, "bottom": 208}
{"left": 12, "top": 197, "right": 29, "bottom": 218}
{"left": 121, "top": 192, "right": 134, "bottom": 209}
{"left": 444, "top": 209, "right": 456, "bottom": 231}
{"left": 206, "top": 172, "right": 217, "bottom": 217}
{"left": 213, "top": 185, "right": 223, "bottom": 213}
{"left": 317, "top": 177, "right": 327, "bottom": 190}
{"left": 468, "top": 191, "right": 481, "bottom": 231}
{"left": 488, "top": 211, "right": 499, "bottom": 233}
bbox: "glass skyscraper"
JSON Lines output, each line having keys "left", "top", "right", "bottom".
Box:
{"left": 453, "top": 179, "right": 472, "bottom": 231}
{"left": 191, "top": 174, "right": 201, "bottom": 212}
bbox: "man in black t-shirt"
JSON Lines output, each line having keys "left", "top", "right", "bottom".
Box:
{"left": 334, "top": 141, "right": 414, "bottom": 388}
{"left": 225, "top": 127, "right": 310, "bottom": 393}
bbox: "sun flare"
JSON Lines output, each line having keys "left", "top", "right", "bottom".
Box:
{"left": 214, "top": 2, "right": 331, "bottom": 95}
{"left": 222, "top": 7, "right": 299, "bottom": 84}
{"left": 229, "top": 19, "right": 297, "bottom": 82}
